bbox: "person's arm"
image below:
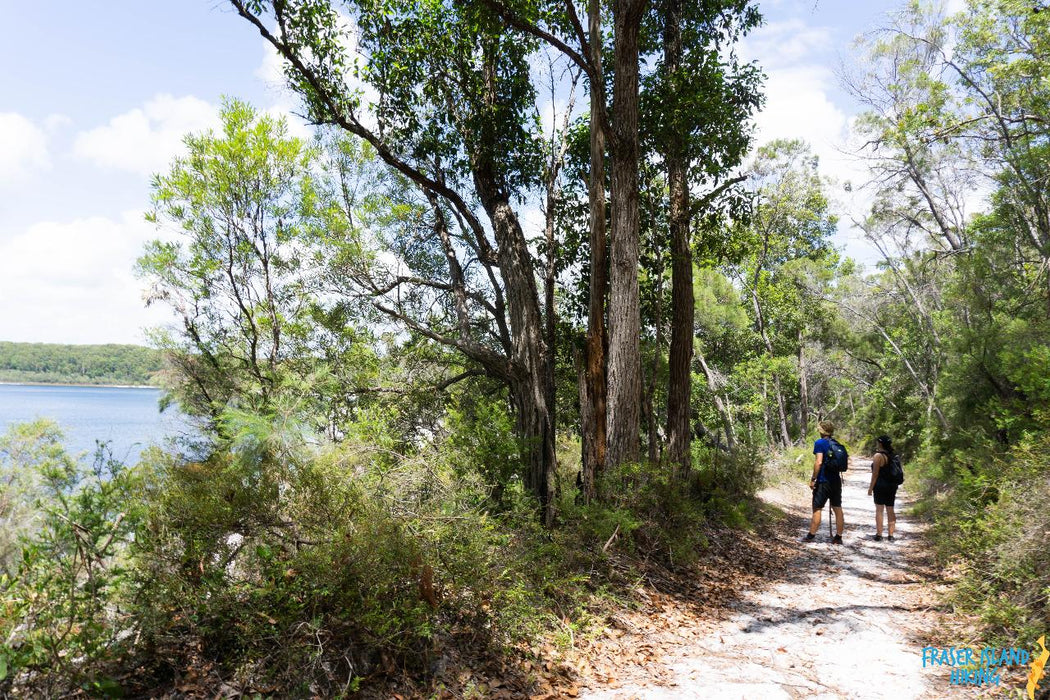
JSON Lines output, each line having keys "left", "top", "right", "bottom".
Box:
{"left": 811, "top": 452, "right": 823, "bottom": 489}
{"left": 869, "top": 453, "right": 885, "bottom": 495}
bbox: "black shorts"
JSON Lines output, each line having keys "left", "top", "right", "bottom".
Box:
{"left": 873, "top": 481, "right": 897, "bottom": 507}
{"left": 812, "top": 481, "right": 842, "bottom": 510}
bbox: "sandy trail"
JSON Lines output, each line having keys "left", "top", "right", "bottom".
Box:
{"left": 581, "top": 457, "right": 960, "bottom": 700}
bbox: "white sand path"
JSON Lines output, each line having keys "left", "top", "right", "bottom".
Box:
{"left": 581, "top": 458, "right": 976, "bottom": 700}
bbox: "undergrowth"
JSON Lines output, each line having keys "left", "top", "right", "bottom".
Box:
{"left": 918, "top": 434, "right": 1050, "bottom": 647}
{"left": 0, "top": 418, "right": 765, "bottom": 698}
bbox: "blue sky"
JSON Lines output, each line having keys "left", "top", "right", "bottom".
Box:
{"left": 0, "top": 0, "right": 950, "bottom": 344}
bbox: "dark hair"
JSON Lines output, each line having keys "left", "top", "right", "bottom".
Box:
{"left": 876, "top": 435, "right": 894, "bottom": 456}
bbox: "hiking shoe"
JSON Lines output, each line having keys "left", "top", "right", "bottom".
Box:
{"left": 874, "top": 534, "right": 883, "bottom": 542}
{"left": 887, "top": 535, "right": 895, "bottom": 542}
{"left": 803, "top": 533, "right": 816, "bottom": 542}
{"left": 832, "top": 535, "right": 843, "bottom": 545}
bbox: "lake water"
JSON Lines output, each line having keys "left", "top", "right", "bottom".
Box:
{"left": 0, "top": 383, "right": 194, "bottom": 463}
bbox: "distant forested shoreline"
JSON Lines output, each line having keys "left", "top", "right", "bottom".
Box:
{"left": 0, "top": 342, "right": 163, "bottom": 386}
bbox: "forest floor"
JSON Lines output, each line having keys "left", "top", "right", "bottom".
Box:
{"left": 566, "top": 457, "right": 997, "bottom": 700}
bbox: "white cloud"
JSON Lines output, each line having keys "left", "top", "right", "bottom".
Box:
{"left": 0, "top": 113, "right": 50, "bottom": 184}
{"left": 741, "top": 19, "right": 834, "bottom": 69}
{"left": 0, "top": 211, "right": 174, "bottom": 344}
{"left": 753, "top": 66, "right": 847, "bottom": 148}
{"left": 742, "top": 16, "right": 883, "bottom": 266}
{"left": 255, "top": 42, "right": 289, "bottom": 88}
{"left": 44, "top": 114, "right": 73, "bottom": 132}
{"left": 72, "top": 94, "right": 220, "bottom": 176}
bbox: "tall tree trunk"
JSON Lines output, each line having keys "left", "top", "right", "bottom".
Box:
{"left": 772, "top": 376, "right": 791, "bottom": 448}
{"left": 475, "top": 180, "right": 556, "bottom": 524}
{"left": 1045, "top": 256, "right": 1050, "bottom": 321}
{"left": 582, "top": 0, "right": 608, "bottom": 503}
{"left": 576, "top": 346, "right": 593, "bottom": 492}
{"left": 663, "top": 0, "right": 692, "bottom": 475}
{"left": 797, "top": 329, "right": 809, "bottom": 442}
{"left": 607, "top": 0, "right": 647, "bottom": 468}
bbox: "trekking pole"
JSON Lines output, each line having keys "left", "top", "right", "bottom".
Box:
{"left": 828, "top": 500, "right": 832, "bottom": 538}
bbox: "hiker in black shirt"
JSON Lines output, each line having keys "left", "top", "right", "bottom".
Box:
{"left": 869, "top": 435, "right": 899, "bottom": 541}
{"left": 804, "top": 421, "right": 844, "bottom": 544}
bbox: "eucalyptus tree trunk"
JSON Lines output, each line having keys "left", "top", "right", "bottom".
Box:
{"left": 474, "top": 176, "right": 556, "bottom": 525}
{"left": 663, "top": 0, "right": 692, "bottom": 475}
{"left": 606, "top": 0, "right": 647, "bottom": 468}
{"left": 772, "top": 378, "right": 791, "bottom": 447}
{"left": 581, "top": 0, "right": 608, "bottom": 502}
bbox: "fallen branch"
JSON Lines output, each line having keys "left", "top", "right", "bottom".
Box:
{"left": 603, "top": 523, "right": 620, "bottom": 553}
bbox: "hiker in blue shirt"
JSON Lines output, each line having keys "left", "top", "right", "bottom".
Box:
{"left": 804, "top": 420, "right": 845, "bottom": 544}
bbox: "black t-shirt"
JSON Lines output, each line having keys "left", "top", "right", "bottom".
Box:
{"left": 874, "top": 451, "right": 896, "bottom": 488}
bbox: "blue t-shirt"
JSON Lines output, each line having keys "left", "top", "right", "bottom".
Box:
{"left": 813, "top": 437, "right": 839, "bottom": 484}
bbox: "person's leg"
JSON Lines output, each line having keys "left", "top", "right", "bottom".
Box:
{"left": 887, "top": 506, "right": 896, "bottom": 537}
{"left": 875, "top": 504, "right": 884, "bottom": 536}
{"left": 809, "top": 508, "right": 822, "bottom": 535}
{"left": 830, "top": 484, "right": 844, "bottom": 537}
{"left": 808, "top": 483, "right": 827, "bottom": 536}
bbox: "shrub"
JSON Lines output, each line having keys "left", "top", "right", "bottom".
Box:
{"left": 927, "top": 434, "right": 1050, "bottom": 644}
{"left": 0, "top": 425, "right": 139, "bottom": 697}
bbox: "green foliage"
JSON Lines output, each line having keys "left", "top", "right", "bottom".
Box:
{"left": 765, "top": 443, "right": 814, "bottom": 486}
{"left": 927, "top": 433, "right": 1050, "bottom": 644}
{"left": 0, "top": 420, "right": 71, "bottom": 575}
{"left": 445, "top": 389, "right": 522, "bottom": 499}
{"left": 0, "top": 341, "right": 162, "bottom": 386}
{"left": 0, "top": 409, "right": 623, "bottom": 695}
{"left": 682, "top": 139, "right": 847, "bottom": 453}
{"left": 0, "top": 423, "right": 139, "bottom": 696}
{"left": 692, "top": 441, "right": 765, "bottom": 505}
{"left": 131, "top": 425, "right": 442, "bottom": 689}
{"left": 560, "top": 443, "right": 763, "bottom": 572}
{"left": 640, "top": 0, "right": 762, "bottom": 178}
{"left": 139, "top": 99, "right": 378, "bottom": 429}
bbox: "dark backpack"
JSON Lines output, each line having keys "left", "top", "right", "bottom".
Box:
{"left": 824, "top": 438, "right": 849, "bottom": 473}
{"left": 886, "top": 454, "right": 905, "bottom": 485}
